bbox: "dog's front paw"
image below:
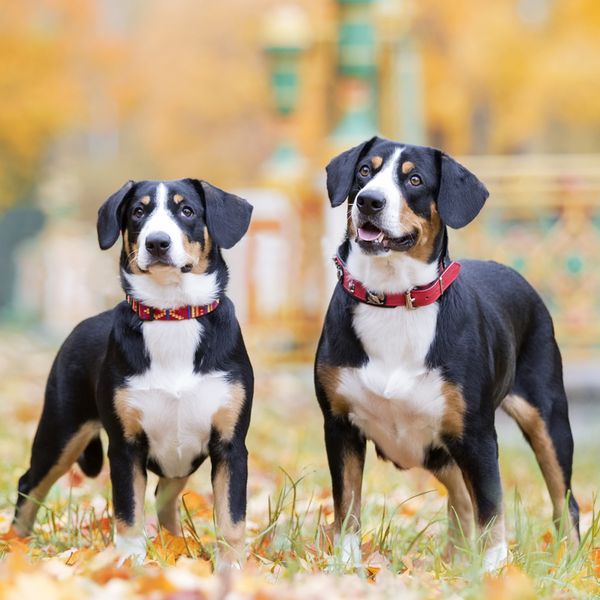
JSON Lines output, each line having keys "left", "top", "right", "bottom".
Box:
{"left": 482, "top": 542, "right": 508, "bottom": 571}
{"left": 330, "top": 532, "right": 362, "bottom": 570}
{"left": 115, "top": 533, "right": 147, "bottom": 566}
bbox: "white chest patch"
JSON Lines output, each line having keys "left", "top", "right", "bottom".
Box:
{"left": 339, "top": 300, "right": 446, "bottom": 468}
{"left": 122, "top": 320, "right": 233, "bottom": 478}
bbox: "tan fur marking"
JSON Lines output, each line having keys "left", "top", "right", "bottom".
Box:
{"left": 338, "top": 451, "right": 364, "bottom": 533}
{"left": 502, "top": 395, "right": 568, "bottom": 522}
{"left": 212, "top": 383, "right": 245, "bottom": 441}
{"left": 182, "top": 227, "right": 212, "bottom": 275}
{"left": 141, "top": 195, "right": 150, "bottom": 206}
{"left": 173, "top": 194, "right": 184, "bottom": 205}
{"left": 402, "top": 161, "right": 415, "bottom": 174}
{"left": 114, "top": 388, "right": 142, "bottom": 441}
{"left": 156, "top": 476, "right": 188, "bottom": 534}
{"left": 115, "top": 462, "right": 147, "bottom": 537}
{"left": 435, "top": 464, "right": 474, "bottom": 550}
{"left": 213, "top": 464, "right": 245, "bottom": 565}
{"left": 13, "top": 422, "right": 101, "bottom": 535}
{"left": 123, "top": 230, "right": 142, "bottom": 275}
{"left": 317, "top": 364, "right": 349, "bottom": 416}
{"left": 371, "top": 156, "right": 383, "bottom": 170}
{"left": 441, "top": 381, "right": 466, "bottom": 437}
{"left": 403, "top": 201, "right": 442, "bottom": 262}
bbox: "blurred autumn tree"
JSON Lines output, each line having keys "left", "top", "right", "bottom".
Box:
{"left": 1, "top": 0, "right": 600, "bottom": 213}
{"left": 416, "top": 0, "right": 600, "bottom": 153}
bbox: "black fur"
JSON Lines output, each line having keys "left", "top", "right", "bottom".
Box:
{"left": 14, "top": 179, "right": 254, "bottom": 546}
{"left": 316, "top": 138, "right": 580, "bottom": 555}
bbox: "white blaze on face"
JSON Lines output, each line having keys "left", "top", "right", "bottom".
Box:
{"left": 352, "top": 148, "right": 408, "bottom": 238}
{"left": 137, "top": 183, "right": 190, "bottom": 270}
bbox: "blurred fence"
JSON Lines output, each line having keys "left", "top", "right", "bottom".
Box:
{"left": 234, "top": 154, "right": 600, "bottom": 365}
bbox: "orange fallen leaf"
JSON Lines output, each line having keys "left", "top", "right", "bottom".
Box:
{"left": 484, "top": 564, "right": 537, "bottom": 600}
{"left": 591, "top": 547, "right": 600, "bottom": 577}
{"left": 541, "top": 530, "right": 553, "bottom": 550}
{"left": 181, "top": 490, "right": 213, "bottom": 519}
{"left": 151, "top": 527, "right": 205, "bottom": 565}
{"left": 90, "top": 563, "right": 135, "bottom": 585}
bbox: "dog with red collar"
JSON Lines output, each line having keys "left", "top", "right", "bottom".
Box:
{"left": 315, "top": 137, "right": 580, "bottom": 570}
{"left": 13, "top": 178, "right": 253, "bottom": 567}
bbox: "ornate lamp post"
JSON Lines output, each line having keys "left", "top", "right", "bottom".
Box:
{"left": 262, "top": 4, "right": 310, "bottom": 176}
{"left": 330, "top": 0, "right": 378, "bottom": 145}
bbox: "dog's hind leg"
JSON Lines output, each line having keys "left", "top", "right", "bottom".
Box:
{"left": 13, "top": 418, "right": 101, "bottom": 536}
{"left": 155, "top": 476, "right": 188, "bottom": 535}
{"left": 504, "top": 322, "right": 580, "bottom": 545}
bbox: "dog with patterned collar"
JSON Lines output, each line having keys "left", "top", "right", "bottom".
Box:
{"left": 13, "top": 178, "right": 253, "bottom": 568}
{"left": 314, "top": 137, "right": 580, "bottom": 571}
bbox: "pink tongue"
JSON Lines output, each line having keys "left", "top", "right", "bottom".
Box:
{"left": 358, "top": 227, "right": 382, "bottom": 241}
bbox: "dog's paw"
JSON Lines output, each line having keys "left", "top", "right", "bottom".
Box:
{"left": 327, "top": 532, "right": 362, "bottom": 571}
{"left": 482, "top": 541, "right": 508, "bottom": 571}
{"left": 115, "top": 533, "right": 147, "bottom": 566}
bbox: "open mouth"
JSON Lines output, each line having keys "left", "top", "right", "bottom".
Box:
{"left": 356, "top": 223, "right": 416, "bottom": 252}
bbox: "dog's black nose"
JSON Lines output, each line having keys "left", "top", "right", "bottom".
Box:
{"left": 356, "top": 191, "right": 386, "bottom": 215}
{"left": 145, "top": 232, "right": 171, "bottom": 257}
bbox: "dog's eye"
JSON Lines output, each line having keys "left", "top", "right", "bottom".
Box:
{"left": 409, "top": 174, "right": 422, "bottom": 186}
{"left": 358, "top": 165, "right": 371, "bottom": 177}
{"left": 181, "top": 206, "right": 194, "bottom": 218}
{"left": 132, "top": 206, "right": 145, "bottom": 219}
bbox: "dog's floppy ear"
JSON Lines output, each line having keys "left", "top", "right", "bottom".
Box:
{"left": 437, "top": 153, "right": 488, "bottom": 229}
{"left": 326, "top": 136, "right": 378, "bottom": 207}
{"left": 198, "top": 180, "right": 253, "bottom": 249}
{"left": 97, "top": 180, "right": 135, "bottom": 250}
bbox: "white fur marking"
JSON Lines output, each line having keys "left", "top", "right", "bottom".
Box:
{"left": 124, "top": 270, "right": 219, "bottom": 309}
{"left": 122, "top": 319, "right": 234, "bottom": 478}
{"left": 338, "top": 245, "right": 446, "bottom": 469}
{"left": 137, "top": 182, "right": 191, "bottom": 271}
{"left": 353, "top": 149, "right": 405, "bottom": 238}
{"left": 483, "top": 541, "right": 508, "bottom": 571}
{"left": 115, "top": 533, "right": 147, "bottom": 565}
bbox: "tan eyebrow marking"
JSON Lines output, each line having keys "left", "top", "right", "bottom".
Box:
{"left": 371, "top": 156, "right": 383, "bottom": 170}
{"left": 173, "top": 194, "right": 184, "bottom": 204}
{"left": 141, "top": 195, "right": 151, "bottom": 206}
{"left": 402, "top": 161, "right": 415, "bottom": 174}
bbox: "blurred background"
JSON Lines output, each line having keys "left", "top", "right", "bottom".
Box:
{"left": 1, "top": 0, "right": 600, "bottom": 400}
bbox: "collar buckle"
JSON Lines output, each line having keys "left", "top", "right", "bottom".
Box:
{"left": 405, "top": 289, "right": 416, "bottom": 310}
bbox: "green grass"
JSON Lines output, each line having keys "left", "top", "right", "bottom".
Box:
{"left": 0, "top": 332, "right": 598, "bottom": 598}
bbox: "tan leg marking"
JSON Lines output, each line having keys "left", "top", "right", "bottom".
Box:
{"left": 156, "top": 476, "right": 189, "bottom": 534}
{"left": 212, "top": 463, "right": 245, "bottom": 565}
{"left": 441, "top": 381, "right": 466, "bottom": 438}
{"left": 317, "top": 364, "right": 349, "bottom": 417}
{"left": 212, "top": 382, "right": 245, "bottom": 441}
{"left": 435, "top": 464, "right": 474, "bottom": 555}
{"left": 115, "top": 461, "right": 147, "bottom": 539}
{"left": 114, "top": 388, "right": 142, "bottom": 441}
{"left": 14, "top": 421, "right": 101, "bottom": 535}
{"left": 502, "top": 394, "right": 575, "bottom": 540}
{"left": 337, "top": 450, "right": 364, "bottom": 534}
{"left": 401, "top": 161, "right": 415, "bottom": 174}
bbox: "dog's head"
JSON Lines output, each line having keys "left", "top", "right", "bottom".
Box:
{"left": 97, "top": 179, "right": 253, "bottom": 281}
{"left": 326, "top": 137, "right": 488, "bottom": 261}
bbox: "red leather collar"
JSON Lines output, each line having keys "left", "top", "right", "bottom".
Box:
{"left": 334, "top": 255, "right": 460, "bottom": 309}
{"left": 126, "top": 295, "right": 220, "bottom": 320}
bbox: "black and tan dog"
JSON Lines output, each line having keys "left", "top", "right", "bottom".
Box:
{"left": 315, "top": 137, "right": 579, "bottom": 570}
{"left": 13, "top": 179, "right": 253, "bottom": 566}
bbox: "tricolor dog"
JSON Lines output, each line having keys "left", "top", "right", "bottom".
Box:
{"left": 315, "top": 137, "right": 579, "bottom": 570}
{"left": 13, "top": 178, "right": 253, "bottom": 567}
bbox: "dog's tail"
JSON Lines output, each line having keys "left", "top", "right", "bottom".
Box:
{"left": 77, "top": 435, "right": 104, "bottom": 478}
